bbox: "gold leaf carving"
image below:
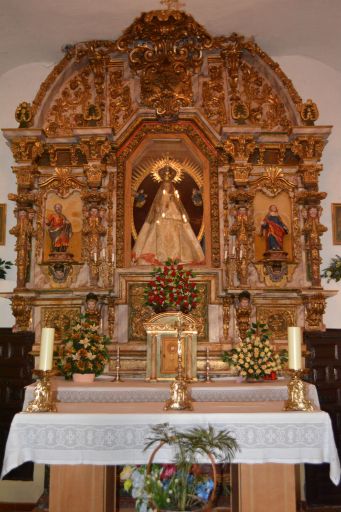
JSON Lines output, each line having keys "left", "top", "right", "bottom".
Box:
{"left": 117, "top": 10, "right": 212, "bottom": 116}
{"left": 257, "top": 307, "right": 296, "bottom": 339}
{"left": 42, "top": 307, "right": 81, "bottom": 341}
{"left": 45, "top": 68, "right": 92, "bottom": 136}
{"left": 252, "top": 167, "right": 295, "bottom": 196}
{"left": 108, "top": 65, "right": 133, "bottom": 131}
{"left": 239, "top": 61, "right": 291, "bottom": 130}
{"left": 202, "top": 64, "right": 227, "bottom": 131}
{"left": 40, "top": 167, "right": 84, "bottom": 197}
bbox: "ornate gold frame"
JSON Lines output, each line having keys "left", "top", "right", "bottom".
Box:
{"left": 332, "top": 203, "right": 341, "bottom": 245}
{"left": 0, "top": 204, "right": 6, "bottom": 245}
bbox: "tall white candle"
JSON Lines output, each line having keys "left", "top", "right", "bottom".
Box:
{"left": 39, "top": 328, "right": 55, "bottom": 371}
{"left": 287, "top": 326, "right": 302, "bottom": 370}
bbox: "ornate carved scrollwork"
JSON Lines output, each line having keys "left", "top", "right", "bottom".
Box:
{"left": 116, "top": 10, "right": 212, "bottom": 117}
{"left": 230, "top": 204, "right": 255, "bottom": 286}
{"left": 15, "top": 102, "right": 33, "bottom": 128}
{"left": 222, "top": 295, "right": 233, "bottom": 340}
{"left": 202, "top": 63, "right": 227, "bottom": 131}
{"left": 11, "top": 295, "right": 32, "bottom": 332}
{"left": 9, "top": 209, "right": 35, "bottom": 289}
{"left": 235, "top": 291, "right": 251, "bottom": 341}
{"left": 41, "top": 307, "right": 81, "bottom": 341}
{"left": 257, "top": 307, "right": 296, "bottom": 340}
{"left": 304, "top": 294, "right": 326, "bottom": 331}
{"left": 302, "top": 205, "right": 327, "bottom": 287}
{"left": 40, "top": 167, "right": 84, "bottom": 197}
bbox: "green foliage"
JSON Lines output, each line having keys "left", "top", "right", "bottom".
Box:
{"left": 143, "top": 423, "right": 239, "bottom": 511}
{"left": 0, "top": 259, "right": 13, "bottom": 280}
{"left": 321, "top": 255, "right": 341, "bottom": 282}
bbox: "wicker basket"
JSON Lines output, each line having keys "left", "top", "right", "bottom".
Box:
{"left": 146, "top": 440, "right": 218, "bottom": 512}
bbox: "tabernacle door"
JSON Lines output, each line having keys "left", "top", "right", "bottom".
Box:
{"left": 144, "top": 312, "right": 197, "bottom": 381}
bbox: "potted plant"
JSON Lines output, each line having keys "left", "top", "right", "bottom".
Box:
{"left": 222, "top": 322, "right": 282, "bottom": 381}
{"left": 321, "top": 255, "right": 341, "bottom": 282}
{"left": 121, "top": 422, "right": 239, "bottom": 512}
{"left": 0, "top": 258, "right": 13, "bottom": 280}
{"left": 56, "top": 314, "right": 110, "bottom": 382}
{"left": 145, "top": 258, "right": 199, "bottom": 314}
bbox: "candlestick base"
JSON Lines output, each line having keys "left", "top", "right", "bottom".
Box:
{"left": 164, "top": 377, "right": 193, "bottom": 411}
{"left": 283, "top": 369, "right": 314, "bottom": 412}
{"left": 205, "top": 351, "right": 212, "bottom": 383}
{"left": 164, "top": 314, "right": 193, "bottom": 411}
{"left": 112, "top": 347, "right": 123, "bottom": 383}
{"left": 25, "top": 370, "right": 57, "bottom": 413}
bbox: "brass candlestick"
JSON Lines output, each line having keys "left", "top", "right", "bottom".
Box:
{"left": 113, "top": 346, "right": 123, "bottom": 383}
{"left": 25, "top": 370, "right": 57, "bottom": 413}
{"left": 164, "top": 316, "right": 193, "bottom": 411}
{"left": 283, "top": 369, "right": 314, "bottom": 412}
{"left": 205, "top": 347, "right": 212, "bottom": 383}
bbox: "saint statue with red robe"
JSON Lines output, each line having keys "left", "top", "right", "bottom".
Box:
{"left": 46, "top": 203, "right": 72, "bottom": 253}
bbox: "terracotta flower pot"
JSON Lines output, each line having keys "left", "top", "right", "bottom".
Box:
{"left": 72, "top": 373, "right": 95, "bottom": 383}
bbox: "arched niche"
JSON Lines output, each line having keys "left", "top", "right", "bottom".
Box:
{"left": 121, "top": 132, "right": 212, "bottom": 268}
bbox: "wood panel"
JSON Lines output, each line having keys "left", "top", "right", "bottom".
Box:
{"left": 0, "top": 328, "right": 34, "bottom": 480}
{"left": 49, "top": 465, "right": 114, "bottom": 512}
{"left": 304, "top": 329, "right": 341, "bottom": 507}
{"left": 235, "top": 464, "right": 296, "bottom": 512}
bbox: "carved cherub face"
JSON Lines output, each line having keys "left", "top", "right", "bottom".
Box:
{"left": 308, "top": 206, "right": 318, "bottom": 218}
{"left": 87, "top": 299, "right": 97, "bottom": 312}
{"left": 89, "top": 207, "right": 99, "bottom": 217}
{"left": 18, "top": 209, "right": 27, "bottom": 219}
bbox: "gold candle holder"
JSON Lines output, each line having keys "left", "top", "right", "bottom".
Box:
{"left": 25, "top": 370, "right": 57, "bottom": 413}
{"left": 283, "top": 369, "right": 314, "bottom": 412}
{"left": 205, "top": 347, "right": 212, "bottom": 383}
{"left": 113, "top": 346, "right": 123, "bottom": 383}
{"left": 164, "top": 316, "right": 193, "bottom": 411}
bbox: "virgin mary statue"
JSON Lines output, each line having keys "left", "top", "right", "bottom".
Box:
{"left": 132, "top": 168, "right": 205, "bottom": 265}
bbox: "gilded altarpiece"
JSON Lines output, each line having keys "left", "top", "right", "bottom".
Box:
{"left": 2, "top": 8, "right": 335, "bottom": 376}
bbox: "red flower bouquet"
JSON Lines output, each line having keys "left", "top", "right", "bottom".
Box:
{"left": 145, "top": 258, "right": 199, "bottom": 313}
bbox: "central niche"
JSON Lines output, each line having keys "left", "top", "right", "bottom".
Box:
{"left": 124, "top": 134, "right": 212, "bottom": 267}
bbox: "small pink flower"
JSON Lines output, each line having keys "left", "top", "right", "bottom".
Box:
{"left": 160, "top": 464, "right": 177, "bottom": 480}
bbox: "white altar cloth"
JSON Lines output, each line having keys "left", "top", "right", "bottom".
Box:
{"left": 2, "top": 401, "right": 339, "bottom": 485}
{"left": 23, "top": 378, "right": 320, "bottom": 408}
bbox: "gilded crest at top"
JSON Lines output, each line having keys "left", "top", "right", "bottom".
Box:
{"left": 116, "top": 10, "right": 212, "bottom": 116}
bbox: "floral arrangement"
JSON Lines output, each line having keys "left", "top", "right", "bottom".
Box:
{"left": 321, "top": 255, "right": 341, "bottom": 282}
{"left": 120, "top": 423, "right": 238, "bottom": 512}
{"left": 222, "top": 322, "right": 282, "bottom": 380}
{"left": 145, "top": 258, "right": 199, "bottom": 313}
{"left": 0, "top": 258, "right": 13, "bottom": 280}
{"left": 56, "top": 314, "right": 110, "bottom": 379}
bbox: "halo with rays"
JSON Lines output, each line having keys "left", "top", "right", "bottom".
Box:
{"left": 132, "top": 154, "right": 203, "bottom": 192}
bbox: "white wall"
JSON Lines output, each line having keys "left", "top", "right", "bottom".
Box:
{"left": 0, "top": 56, "right": 340, "bottom": 327}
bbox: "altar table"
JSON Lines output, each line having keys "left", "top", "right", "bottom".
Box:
{"left": 2, "top": 400, "right": 340, "bottom": 512}
{"left": 23, "top": 377, "right": 320, "bottom": 408}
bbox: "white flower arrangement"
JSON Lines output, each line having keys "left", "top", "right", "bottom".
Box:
{"left": 222, "top": 322, "right": 282, "bottom": 380}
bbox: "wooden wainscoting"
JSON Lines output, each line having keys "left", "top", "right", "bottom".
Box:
{"left": 305, "top": 329, "right": 341, "bottom": 508}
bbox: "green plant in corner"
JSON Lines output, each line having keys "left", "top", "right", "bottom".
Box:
{"left": 321, "top": 255, "right": 341, "bottom": 282}
{"left": 0, "top": 258, "right": 13, "bottom": 280}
